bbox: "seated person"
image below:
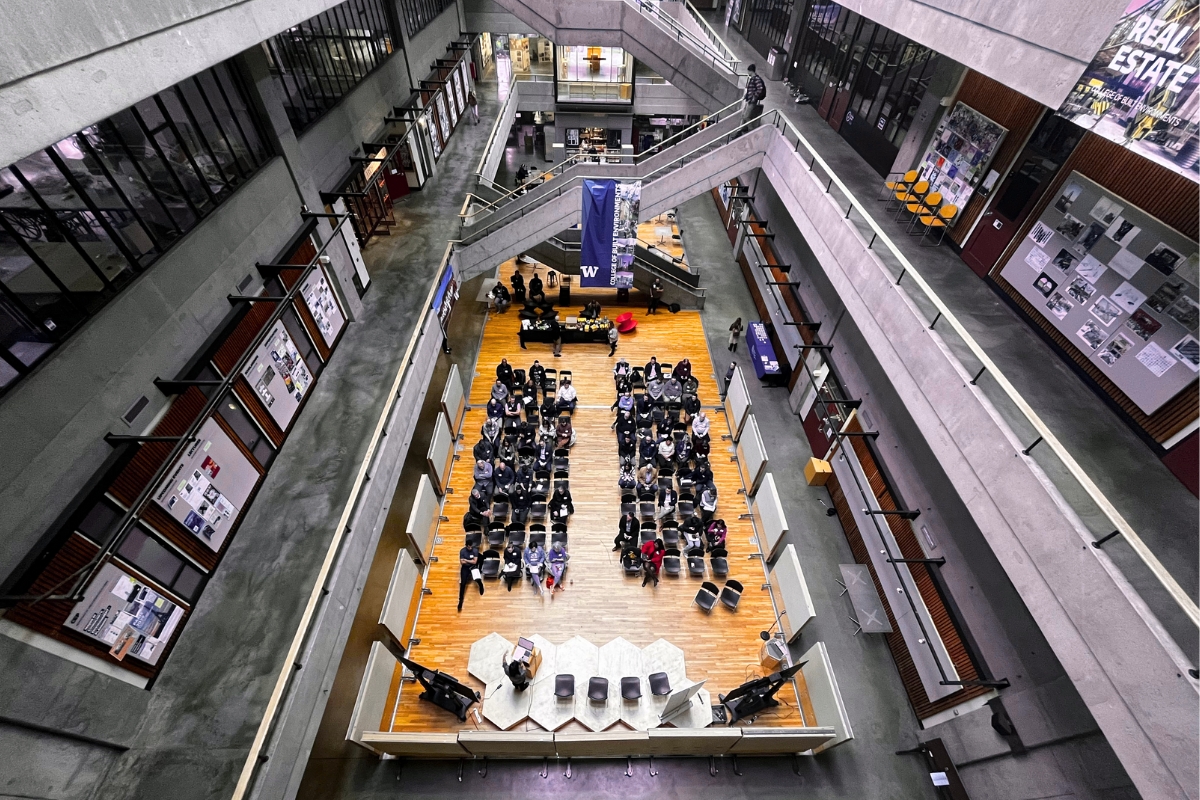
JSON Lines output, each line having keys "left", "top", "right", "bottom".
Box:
{"left": 617, "top": 462, "right": 637, "bottom": 490}
{"left": 693, "top": 456, "right": 713, "bottom": 487}
{"left": 672, "top": 358, "right": 692, "bottom": 382}
{"left": 468, "top": 486, "right": 493, "bottom": 522}
{"left": 662, "top": 377, "right": 684, "bottom": 403}
{"left": 510, "top": 484, "right": 531, "bottom": 523}
{"left": 502, "top": 542, "right": 523, "bottom": 590}
{"left": 491, "top": 379, "right": 509, "bottom": 402}
{"left": 644, "top": 356, "right": 663, "bottom": 382}
{"left": 486, "top": 396, "right": 504, "bottom": 419}
{"left": 524, "top": 542, "right": 546, "bottom": 594}
{"left": 613, "top": 410, "right": 635, "bottom": 437}
{"left": 646, "top": 377, "right": 665, "bottom": 403}
{"left": 511, "top": 270, "right": 526, "bottom": 304}
{"left": 473, "top": 459, "right": 494, "bottom": 494}
{"left": 503, "top": 395, "right": 523, "bottom": 428}
{"left": 555, "top": 379, "right": 577, "bottom": 413}
{"left": 681, "top": 516, "right": 704, "bottom": 552}
{"left": 675, "top": 435, "right": 693, "bottom": 464}
{"left": 528, "top": 273, "right": 544, "bottom": 303}
{"left": 529, "top": 360, "right": 546, "bottom": 395}
{"left": 637, "top": 464, "right": 658, "bottom": 495}
{"left": 657, "top": 485, "right": 677, "bottom": 519}
{"left": 540, "top": 395, "right": 557, "bottom": 421}
{"left": 516, "top": 421, "right": 536, "bottom": 449}
{"left": 496, "top": 437, "right": 516, "bottom": 465}
{"left": 473, "top": 438, "right": 494, "bottom": 462}
{"left": 534, "top": 437, "right": 554, "bottom": 471}
{"left": 580, "top": 300, "right": 597, "bottom": 320}
{"left": 515, "top": 463, "right": 534, "bottom": 489}
{"left": 614, "top": 512, "right": 640, "bottom": 551}
{"left": 638, "top": 431, "right": 657, "bottom": 465}
{"left": 611, "top": 392, "right": 634, "bottom": 413}
{"left": 546, "top": 542, "right": 569, "bottom": 592}
{"left": 494, "top": 461, "right": 516, "bottom": 493}
{"left": 682, "top": 393, "right": 701, "bottom": 418}
{"left": 613, "top": 358, "right": 631, "bottom": 380}
{"left": 482, "top": 416, "right": 502, "bottom": 443}
{"left": 640, "top": 539, "right": 663, "bottom": 587}
{"left": 699, "top": 483, "right": 718, "bottom": 522}
{"left": 617, "top": 430, "right": 637, "bottom": 461}
{"left": 691, "top": 410, "right": 710, "bottom": 440}
{"left": 693, "top": 434, "right": 710, "bottom": 458}
{"left": 555, "top": 415, "right": 575, "bottom": 449}
{"left": 635, "top": 393, "right": 652, "bottom": 416}
{"left": 549, "top": 485, "right": 574, "bottom": 521}
{"left": 704, "top": 518, "right": 727, "bottom": 551}
{"left": 656, "top": 436, "right": 676, "bottom": 468}
{"left": 520, "top": 378, "right": 538, "bottom": 410}
{"left": 490, "top": 281, "right": 511, "bottom": 312}
{"left": 497, "top": 358, "right": 515, "bottom": 390}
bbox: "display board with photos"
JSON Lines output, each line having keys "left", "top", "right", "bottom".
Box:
{"left": 1000, "top": 170, "right": 1199, "bottom": 414}
{"left": 300, "top": 267, "right": 346, "bottom": 347}
{"left": 436, "top": 93, "right": 452, "bottom": 142}
{"left": 917, "top": 102, "right": 1007, "bottom": 218}
{"left": 65, "top": 562, "right": 185, "bottom": 666}
{"left": 459, "top": 61, "right": 470, "bottom": 110}
{"left": 426, "top": 106, "right": 442, "bottom": 160}
{"left": 452, "top": 69, "right": 465, "bottom": 116}
{"left": 152, "top": 418, "right": 260, "bottom": 552}
{"left": 241, "top": 320, "right": 314, "bottom": 430}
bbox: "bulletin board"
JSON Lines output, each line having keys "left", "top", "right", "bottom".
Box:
{"left": 917, "top": 102, "right": 1007, "bottom": 218}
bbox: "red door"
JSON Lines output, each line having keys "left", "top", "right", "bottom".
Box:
{"left": 960, "top": 158, "right": 1050, "bottom": 278}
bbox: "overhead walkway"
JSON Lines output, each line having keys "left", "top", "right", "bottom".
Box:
{"left": 490, "top": 0, "right": 742, "bottom": 110}
{"left": 449, "top": 107, "right": 1200, "bottom": 800}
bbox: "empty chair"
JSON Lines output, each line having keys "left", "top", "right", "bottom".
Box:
{"left": 694, "top": 581, "right": 719, "bottom": 612}
{"left": 464, "top": 521, "right": 483, "bottom": 535}
{"left": 620, "top": 493, "right": 637, "bottom": 516}
{"left": 649, "top": 672, "right": 671, "bottom": 696}
{"left": 621, "top": 677, "right": 642, "bottom": 701}
{"left": 630, "top": 366, "right": 645, "bottom": 389}
{"left": 551, "top": 530, "right": 568, "bottom": 547}
{"left": 513, "top": 368, "right": 526, "bottom": 386}
{"left": 528, "top": 531, "right": 547, "bottom": 548}
{"left": 639, "top": 527, "right": 656, "bottom": 545}
{"left": 662, "top": 547, "right": 682, "bottom": 576}
{"left": 553, "top": 454, "right": 570, "bottom": 474}
{"left": 465, "top": 531, "right": 483, "bottom": 549}
{"left": 560, "top": 370, "right": 573, "bottom": 385}
{"left": 588, "top": 677, "right": 608, "bottom": 702}
{"left": 480, "top": 549, "right": 501, "bottom": 579}
{"left": 508, "top": 529, "right": 527, "bottom": 548}
{"left": 659, "top": 362, "right": 672, "bottom": 375}
{"left": 542, "top": 368, "right": 557, "bottom": 393}
{"left": 879, "top": 168, "right": 918, "bottom": 202}
{"left": 555, "top": 674, "right": 575, "bottom": 699}
{"left": 720, "top": 579, "right": 744, "bottom": 611}
{"left": 491, "top": 492, "right": 510, "bottom": 522}
{"left": 487, "top": 528, "right": 506, "bottom": 548}
{"left": 677, "top": 493, "right": 695, "bottom": 519}
{"left": 662, "top": 525, "right": 681, "bottom": 549}
{"left": 533, "top": 471, "right": 551, "bottom": 494}
{"left": 709, "top": 546, "right": 729, "bottom": 577}
{"left": 917, "top": 203, "right": 959, "bottom": 246}
{"left": 687, "top": 549, "right": 706, "bottom": 577}
{"left": 530, "top": 493, "right": 547, "bottom": 521}
{"left": 638, "top": 497, "right": 656, "bottom": 521}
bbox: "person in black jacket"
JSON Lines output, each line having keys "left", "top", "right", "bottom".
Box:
{"left": 502, "top": 542, "right": 523, "bottom": 590}
{"left": 644, "top": 356, "right": 662, "bottom": 381}
{"left": 529, "top": 360, "right": 545, "bottom": 399}
{"left": 549, "top": 485, "right": 574, "bottom": 521}
{"left": 614, "top": 512, "right": 640, "bottom": 551}
{"left": 497, "top": 358, "right": 515, "bottom": 390}
{"left": 457, "top": 543, "right": 485, "bottom": 611}
{"left": 511, "top": 270, "right": 526, "bottom": 304}
{"left": 528, "top": 272, "right": 544, "bottom": 304}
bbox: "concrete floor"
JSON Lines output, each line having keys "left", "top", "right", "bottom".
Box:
{"left": 712, "top": 21, "right": 1198, "bottom": 657}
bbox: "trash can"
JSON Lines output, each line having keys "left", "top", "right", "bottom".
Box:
{"left": 559, "top": 275, "right": 571, "bottom": 306}
{"left": 765, "top": 46, "right": 787, "bottom": 81}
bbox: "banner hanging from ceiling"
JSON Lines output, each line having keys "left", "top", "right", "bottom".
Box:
{"left": 580, "top": 179, "right": 641, "bottom": 288}
{"left": 1055, "top": 0, "right": 1199, "bottom": 182}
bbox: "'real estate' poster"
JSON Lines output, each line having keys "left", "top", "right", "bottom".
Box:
{"left": 1056, "top": 0, "right": 1199, "bottom": 183}
{"left": 153, "top": 418, "right": 259, "bottom": 551}
{"left": 916, "top": 102, "right": 1007, "bottom": 218}
{"left": 1001, "top": 170, "right": 1198, "bottom": 414}
{"left": 65, "top": 562, "right": 184, "bottom": 665}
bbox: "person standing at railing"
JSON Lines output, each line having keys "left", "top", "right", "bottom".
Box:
{"left": 742, "top": 64, "right": 766, "bottom": 130}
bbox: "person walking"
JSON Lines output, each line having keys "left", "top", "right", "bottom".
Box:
{"left": 607, "top": 321, "right": 619, "bottom": 357}
{"left": 648, "top": 277, "right": 664, "bottom": 314}
{"left": 457, "top": 542, "right": 485, "bottom": 612}
{"left": 728, "top": 318, "right": 743, "bottom": 351}
{"left": 468, "top": 91, "right": 479, "bottom": 124}
{"left": 741, "top": 64, "right": 766, "bottom": 130}
{"left": 723, "top": 361, "right": 737, "bottom": 398}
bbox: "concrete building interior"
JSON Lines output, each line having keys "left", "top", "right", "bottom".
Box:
{"left": 0, "top": 0, "right": 1196, "bottom": 798}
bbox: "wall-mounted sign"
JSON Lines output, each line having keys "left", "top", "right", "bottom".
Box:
{"left": 65, "top": 562, "right": 184, "bottom": 665}
{"left": 433, "top": 268, "right": 459, "bottom": 330}
{"left": 301, "top": 267, "right": 346, "bottom": 346}
{"left": 917, "top": 102, "right": 1007, "bottom": 217}
{"left": 1001, "top": 170, "right": 1198, "bottom": 414}
{"left": 153, "top": 418, "right": 258, "bottom": 551}
{"left": 1056, "top": 0, "right": 1199, "bottom": 182}
{"left": 242, "top": 321, "right": 313, "bottom": 429}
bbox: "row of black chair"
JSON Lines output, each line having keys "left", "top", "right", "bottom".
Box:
{"left": 694, "top": 579, "right": 743, "bottom": 612}
{"left": 553, "top": 672, "right": 673, "bottom": 701}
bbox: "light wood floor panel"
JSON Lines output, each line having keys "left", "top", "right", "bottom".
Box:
{"left": 387, "top": 287, "right": 812, "bottom": 733}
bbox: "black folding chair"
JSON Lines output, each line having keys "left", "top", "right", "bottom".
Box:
{"left": 480, "top": 549, "right": 501, "bottom": 578}
{"left": 662, "top": 548, "right": 682, "bottom": 576}
{"left": 720, "top": 579, "right": 744, "bottom": 611}
{"left": 694, "top": 581, "right": 719, "bottom": 612}
{"left": 709, "top": 546, "right": 729, "bottom": 578}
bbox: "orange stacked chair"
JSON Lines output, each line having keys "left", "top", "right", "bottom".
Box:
{"left": 879, "top": 169, "right": 918, "bottom": 205}
{"left": 915, "top": 204, "right": 959, "bottom": 246}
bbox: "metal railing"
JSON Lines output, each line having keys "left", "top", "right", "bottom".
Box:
{"left": 626, "top": 0, "right": 742, "bottom": 75}
{"left": 751, "top": 108, "right": 1200, "bottom": 645}
{"left": 475, "top": 77, "right": 521, "bottom": 179}
{"left": 230, "top": 245, "right": 453, "bottom": 800}
{"left": 680, "top": 0, "right": 741, "bottom": 68}
{"left": 536, "top": 234, "right": 705, "bottom": 297}
{"left": 462, "top": 98, "right": 742, "bottom": 225}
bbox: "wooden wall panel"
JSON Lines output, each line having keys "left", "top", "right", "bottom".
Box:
{"left": 109, "top": 387, "right": 208, "bottom": 508}
{"left": 948, "top": 71, "right": 1047, "bottom": 245}
{"left": 989, "top": 131, "right": 1200, "bottom": 443}
{"left": 212, "top": 301, "right": 274, "bottom": 377}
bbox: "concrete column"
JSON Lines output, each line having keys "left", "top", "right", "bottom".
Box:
{"left": 889, "top": 60, "right": 965, "bottom": 176}
{"left": 235, "top": 45, "right": 366, "bottom": 319}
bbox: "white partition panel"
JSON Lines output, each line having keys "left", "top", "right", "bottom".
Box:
{"left": 440, "top": 364, "right": 466, "bottom": 436}
{"left": 426, "top": 411, "right": 455, "bottom": 494}
{"left": 406, "top": 475, "right": 440, "bottom": 563}
{"left": 379, "top": 551, "right": 420, "bottom": 649}
{"left": 799, "top": 642, "right": 854, "bottom": 752}
{"left": 735, "top": 414, "right": 769, "bottom": 495}
{"left": 346, "top": 642, "right": 399, "bottom": 747}
{"left": 727, "top": 727, "right": 836, "bottom": 754}
{"left": 769, "top": 544, "right": 815, "bottom": 641}
{"left": 723, "top": 365, "right": 752, "bottom": 440}
{"left": 752, "top": 473, "right": 788, "bottom": 560}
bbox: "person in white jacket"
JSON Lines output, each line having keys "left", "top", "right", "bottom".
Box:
{"left": 691, "top": 410, "right": 710, "bottom": 439}
{"left": 555, "top": 379, "right": 577, "bottom": 413}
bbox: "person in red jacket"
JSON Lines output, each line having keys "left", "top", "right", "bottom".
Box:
{"left": 641, "top": 539, "right": 663, "bottom": 587}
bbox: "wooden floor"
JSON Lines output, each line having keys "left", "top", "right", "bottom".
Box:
{"left": 637, "top": 214, "right": 687, "bottom": 268}
{"left": 382, "top": 270, "right": 812, "bottom": 733}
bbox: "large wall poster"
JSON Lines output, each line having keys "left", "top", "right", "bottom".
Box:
{"left": 65, "top": 562, "right": 184, "bottom": 665}
{"left": 917, "top": 102, "right": 1007, "bottom": 217}
{"left": 613, "top": 181, "right": 641, "bottom": 289}
{"left": 579, "top": 179, "right": 640, "bottom": 288}
{"left": 1000, "top": 170, "right": 1198, "bottom": 414}
{"left": 242, "top": 321, "right": 314, "bottom": 429}
{"left": 1056, "top": 0, "right": 1199, "bottom": 182}
{"left": 301, "top": 268, "right": 346, "bottom": 346}
{"left": 435, "top": 93, "right": 452, "bottom": 143}
{"left": 153, "top": 418, "right": 259, "bottom": 551}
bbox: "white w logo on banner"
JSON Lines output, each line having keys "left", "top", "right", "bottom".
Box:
{"left": 580, "top": 265, "right": 599, "bottom": 278}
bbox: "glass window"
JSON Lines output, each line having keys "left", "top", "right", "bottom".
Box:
{"left": 214, "top": 393, "right": 276, "bottom": 468}
{"left": 117, "top": 525, "right": 184, "bottom": 587}
{"left": 397, "top": 0, "right": 453, "bottom": 38}
{"left": 77, "top": 497, "right": 124, "bottom": 545}
{"left": 263, "top": 0, "right": 398, "bottom": 133}
{"left": 172, "top": 564, "right": 204, "bottom": 601}
{"left": 556, "top": 46, "right": 633, "bottom": 104}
